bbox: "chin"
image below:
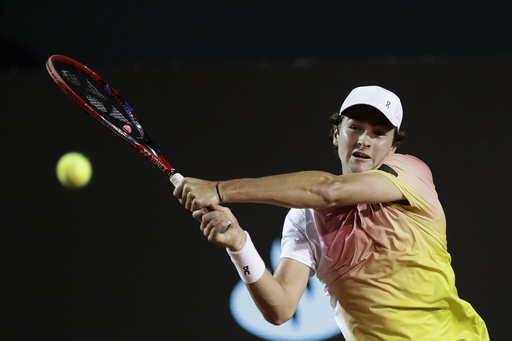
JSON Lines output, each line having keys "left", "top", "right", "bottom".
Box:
{"left": 348, "top": 161, "right": 374, "bottom": 174}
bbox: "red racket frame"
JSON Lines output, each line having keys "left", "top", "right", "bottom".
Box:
{"left": 46, "top": 55, "right": 177, "bottom": 179}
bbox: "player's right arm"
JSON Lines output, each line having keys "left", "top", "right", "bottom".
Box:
{"left": 176, "top": 171, "right": 405, "bottom": 211}
{"left": 192, "top": 205, "right": 310, "bottom": 325}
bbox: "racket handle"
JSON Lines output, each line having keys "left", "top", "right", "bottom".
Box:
{"left": 170, "top": 172, "right": 184, "bottom": 187}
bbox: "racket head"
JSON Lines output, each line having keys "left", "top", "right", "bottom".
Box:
{"left": 46, "top": 55, "right": 176, "bottom": 177}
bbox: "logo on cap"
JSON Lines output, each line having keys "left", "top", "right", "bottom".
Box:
{"left": 386, "top": 101, "right": 391, "bottom": 109}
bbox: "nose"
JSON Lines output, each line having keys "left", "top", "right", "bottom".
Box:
{"left": 357, "top": 132, "right": 370, "bottom": 148}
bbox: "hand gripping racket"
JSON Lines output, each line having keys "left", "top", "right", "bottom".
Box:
{"left": 46, "top": 55, "right": 184, "bottom": 187}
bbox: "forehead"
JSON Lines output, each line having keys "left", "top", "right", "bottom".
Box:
{"left": 342, "top": 105, "right": 394, "bottom": 127}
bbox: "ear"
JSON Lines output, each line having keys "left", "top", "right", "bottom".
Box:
{"left": 333, "top": 125, "right": 339, "bottom": 146}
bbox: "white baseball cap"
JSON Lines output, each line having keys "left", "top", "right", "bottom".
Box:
{"left": 339, "top": 85, "right": 403, "bottom": 130}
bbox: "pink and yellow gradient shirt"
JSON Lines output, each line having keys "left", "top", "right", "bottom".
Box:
{"left": 281, "top": 153, "right": 489, "bottom": 341}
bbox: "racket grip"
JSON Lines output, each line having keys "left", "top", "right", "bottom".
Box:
{"left": 170, "top": 172, "right": 184, "bottom": 187}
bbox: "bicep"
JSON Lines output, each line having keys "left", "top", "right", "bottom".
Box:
{"left": 273, "top": 257, "right": 311, "bottom": 304}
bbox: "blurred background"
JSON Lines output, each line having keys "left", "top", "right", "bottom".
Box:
{"left": 2, "top": 1, "right": 510, "bottom": 340}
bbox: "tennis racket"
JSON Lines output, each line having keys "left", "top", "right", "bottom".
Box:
{"left": 46, "top": 55, "right": 184, "bottom": 187}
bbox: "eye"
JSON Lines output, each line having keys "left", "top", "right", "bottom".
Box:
{"left": 374, "top": 130, "right": 386, "bottom": 136}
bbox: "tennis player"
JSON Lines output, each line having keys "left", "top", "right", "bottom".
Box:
{"left": 175, "top": 86, "right": 489, "bottom": 340}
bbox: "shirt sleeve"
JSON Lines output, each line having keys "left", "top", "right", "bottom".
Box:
{"left": 369, "top": 153, "right": 443, "bottom": 222}
{"left": 281, "top": 208, "right": 318, "bottom": 277}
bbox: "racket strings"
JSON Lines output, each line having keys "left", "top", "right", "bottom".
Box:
{"left": 48, "top": 56, "right": 172, "bottom": 175}
{"left": 55, "top": 62, "right": 144, "bottom": 139}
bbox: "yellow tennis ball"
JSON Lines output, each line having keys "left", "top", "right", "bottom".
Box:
{"left": 56, "top": 152, "right": 92, "bottom": 189}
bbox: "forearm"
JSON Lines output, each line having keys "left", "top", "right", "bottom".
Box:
{"left": 218, "top": 171, "right": 347, "bottom": 208}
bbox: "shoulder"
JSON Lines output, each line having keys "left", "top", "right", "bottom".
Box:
{"left": 382, "top": 153, "right": 429, "bottom": 169}
{"left": 373, "top": 153, "right": 442, "bottom": 213}
{"left": 379, "top": 153, "right": 433, "bottom": 182}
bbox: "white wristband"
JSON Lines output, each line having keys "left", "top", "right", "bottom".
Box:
{"left": 227, "top": 231, "right": 266, "bottom": 284}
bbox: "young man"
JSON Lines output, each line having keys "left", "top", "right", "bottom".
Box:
{"left": 174, "top": 86, "right": 489, "bottom": 340}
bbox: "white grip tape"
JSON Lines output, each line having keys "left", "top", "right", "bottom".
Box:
{"left": 170, "top": 173, "right": 184, "bottom": 187}
{"left": 227, "top": 232, "right": 266, "bottom": 284}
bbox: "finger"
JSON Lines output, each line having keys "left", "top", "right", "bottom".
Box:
{"left": 199, "top": 209, "right": 218, "bottom": 234}
{"left": 185, "top": 191, "right": 195, "bottom": 211}
{"left": 192, "top": 199, "right": 203, "bottom": 212}
{"left": 204, "top": 213, "right": 227, "bottom": 229}
{"left": 202, "top": 223, "right": 211, "bottom": 237}
{"left": 220, "top": 220, "right": 232, "bottom": 234}
{"left": 172, "top": 180, "right": 183, "bottom": 199}
{"left": 207, "top": 220, "right": 230, "bottom": 241}
{"left": 208, "top": 204, "right": 237, "bottom": 227}
{"left": 189, "top": 194, "right": 205, "bottom": 212}
{"left": 192, "top": 207, "right": 209, "bottom": 222}
{"left": 200, "top": 214, "right": 218, "bottom": 236}
{"left": 199, "top": 210, "right": 220, "bottom": 233}
{"left": 203, "top": 213, "right": 230, "bottom": 235}
{"left": 210, "top": 219, "right": 232, "bottom": 236}
{"left": 208, "top": 203, "right": 225, "bottom": 212}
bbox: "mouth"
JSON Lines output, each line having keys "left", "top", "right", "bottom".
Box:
{"left": 352, "top": 151, "right": 371, "bottom": 159}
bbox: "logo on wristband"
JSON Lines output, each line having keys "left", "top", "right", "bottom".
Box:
{"left": 243, "top": 266, "right": 250, "bottom": 275}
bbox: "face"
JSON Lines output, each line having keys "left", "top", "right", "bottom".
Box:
{"left": 333, "top": 105, "right": 397, "bottom": 174}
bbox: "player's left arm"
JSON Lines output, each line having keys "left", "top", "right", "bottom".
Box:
{"left": 175, "top": 171, "right": 405, "bottom": 210}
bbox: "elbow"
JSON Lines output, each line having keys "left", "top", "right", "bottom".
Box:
{"left": 259, "top": 305, "right": 296, "bottom": 326}
{"left": 263, "top": 312, "right": 294, "bottom": 326}
{"left": 313, "top": 175, "right": 348, "bottom": 207}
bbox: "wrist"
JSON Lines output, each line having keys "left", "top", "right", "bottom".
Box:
{"left": 227, "top": 231, "right": 266, "bottom": 284}
{"left": 216, "top": 182, "right": 223, "bottom": 204}
{"left": 227, "top": 229, "right": 247, "bottom": 252}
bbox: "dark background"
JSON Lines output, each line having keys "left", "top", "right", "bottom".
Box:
{"left": 2, "top": 1, "right": 510, "bottom": 340}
